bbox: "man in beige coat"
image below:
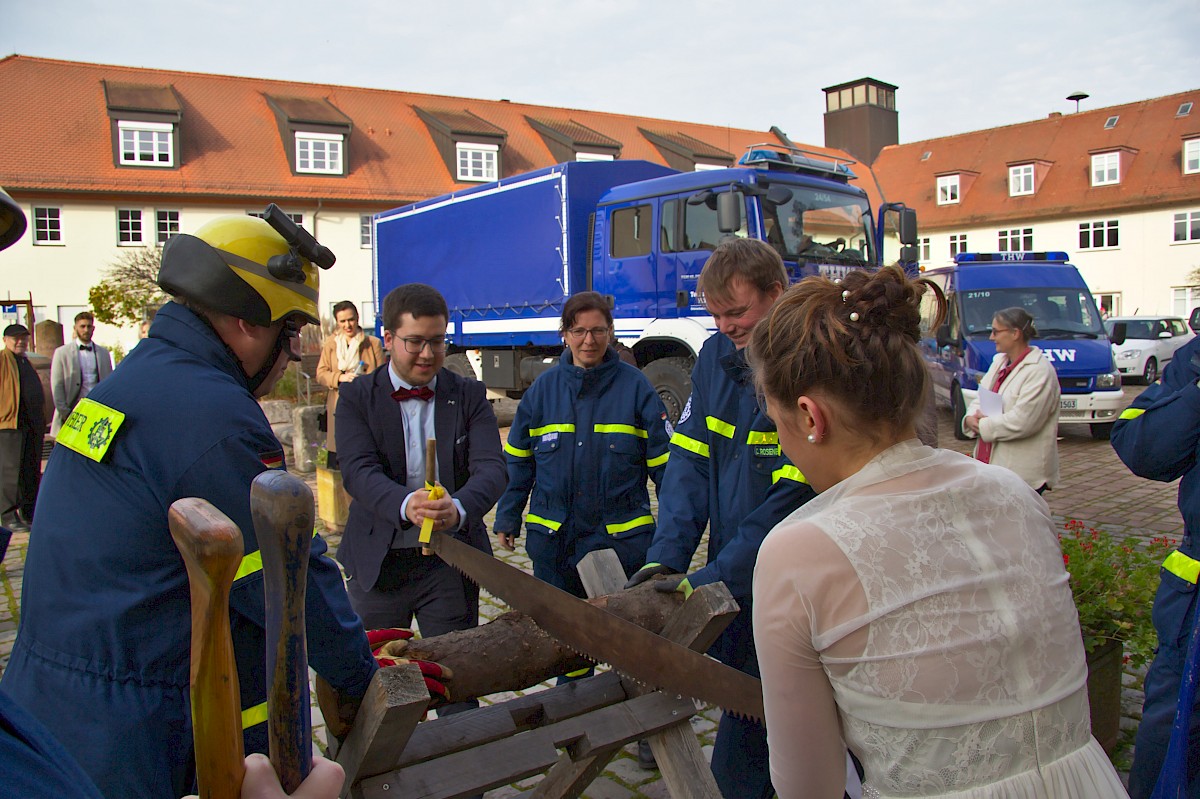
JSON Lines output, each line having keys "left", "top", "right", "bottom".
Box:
{"left": 315, "top": 300, "right": 385, "bottom": 469}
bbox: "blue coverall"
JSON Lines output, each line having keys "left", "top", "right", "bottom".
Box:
{"left": 0, "top": 302, "right": 377, "bottom": 799}
{"left": 495, "top": 347, "right": 670, "bottom": 595}
{"left": 643, "top": 333, "right": 816, "bottom": 799}
{"left": 0, "top": 691, "right": 104, "bottom": 799}
{"left": 1113, "top": 335, "right": 1200, "bottom": 798}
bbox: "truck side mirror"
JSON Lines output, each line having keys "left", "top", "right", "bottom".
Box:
{"left": 936, "top": 323, "right": 953, "bottom": 349}
{"left": 899, "top": 208, "right": 918, "bottom": 245}
{"left": 717, "top": 191, "right": 742, "bottom": 234}
{"left": 1109, "top": 322, "right": 1126, "bottom": 347}
{"left": 898, "top": 244, "right": 919, "bottom": 265}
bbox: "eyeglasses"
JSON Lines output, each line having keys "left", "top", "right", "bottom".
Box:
{"left": 398, "top": 336, "right": 447, "bottom": 354}
{"left": 565, "top": 327, "right": 611, "bottom": 341}
{"left": 990, "top": 327, "right": 1015, "bottom": 335}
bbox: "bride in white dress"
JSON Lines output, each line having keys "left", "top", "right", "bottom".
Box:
{"left": 748, "top": 267, "right": 1128, "bottom": 798}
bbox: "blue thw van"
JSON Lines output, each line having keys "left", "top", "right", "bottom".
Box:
{"left": 918, "top": 252, "right": 1123, "bottom": 440}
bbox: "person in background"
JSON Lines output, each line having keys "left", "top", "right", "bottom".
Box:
{"left": 315, "top": 300, "right": 385, "bottom": 469}
{"left": 139, "top": 319, "right": 151, "bottom": 339}
{"left": 1111, "top": 333, "right": 1200, "bottom": 797}
{"left": 750, "top": 266, "right": 1126, "bottom": 798}
{"left": 50, "top": 311, "right": 113, "bottom": 437}
{"left": 0, "top": 323, "right": 45, "bottom": 531}
{"left": 963, "top": 306, "right": 1060, "bottom": 494}
{"left": 493, "top": 289, "right": 669, "bottom": 622}
{"left": 624, "top": 238, "right": 817, "bottom": 796}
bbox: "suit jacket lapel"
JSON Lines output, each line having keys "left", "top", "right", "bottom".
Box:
{"left": 375, "top": 366, "right": 409, "bottom": 481}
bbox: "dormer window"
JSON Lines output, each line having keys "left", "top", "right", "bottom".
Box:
{"left": 1185, "top": 139, "right": 1200, "bottom": 175}
{"left": 1009, "top": 164, "right": 1035, "bottom": 196}
{"left": 1091, "top": 152, "right": 1120, "bottom": 186}
{"left": 527, "top": 117, "right": 622, "bottom": 164}
{"left": 937, "top": 174, "right": 960, "bottom": 205}
{"left": 104, "top": 80, "right": 182, "bottom": 170}
{"left": 118, "top": 121, "right": 174, "bottom": 167}
{"left": 639, "top": 128, "right": 733, "bottom": 172}
{"left": 264, "top": 94, "right": 353, "bottom": 177}
{"left": 456, "top": 143, "right": 498, "bottom": 182}
{"left": 414, "top": 107, "right": 507, "bottom": 184}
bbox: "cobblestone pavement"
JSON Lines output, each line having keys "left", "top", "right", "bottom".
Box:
{"left": 0, "top": 386, "right": 1175, "bottom": 796}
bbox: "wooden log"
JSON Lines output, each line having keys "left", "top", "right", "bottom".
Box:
{"left": 390, "top": 579, "right": 685, "bottom": 703}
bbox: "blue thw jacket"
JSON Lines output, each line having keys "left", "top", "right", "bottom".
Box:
{"left": 0, "top": 303, "right": 376, "bottom": 799}
{"left": 644, "top": 333, "right": 815, "bottom": 668}
{"left": 494, "top": 347, "right": 670, "bottom": 582}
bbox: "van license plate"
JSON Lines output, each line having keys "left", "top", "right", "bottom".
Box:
{"left": 1060, "top": 399, "right": 1077, "bottom": 410}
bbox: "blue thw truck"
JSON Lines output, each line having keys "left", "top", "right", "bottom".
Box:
{"left": 918, "top": 251, "right": 1124, "bottom": 440}
{"left": 373, "top": 145, "right": 918, "bottom": 420}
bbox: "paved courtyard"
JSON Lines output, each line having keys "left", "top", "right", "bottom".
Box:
{"left": 0, "top": 385, "right": 1179, "bottom": 796}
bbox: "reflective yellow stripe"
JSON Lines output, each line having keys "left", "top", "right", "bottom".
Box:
{"left": 504, "top": 442, "right": 532, "bottom": 458}
{"left": 234, "top": 530, "right": 321, "bottom": 583}
{"left": 241, "top": 701, "right": 268, "bottom": 730}
{"left": 54, "top": 398, "right": 126, "bottom": 462}
{"left": 526, "top": 514, "right": 563, "bottom": 531}
{"left": 772, "top": 465, "right": 809, "bottom": 485}
{"left": 1164, "top": 550, "right": 1200, "bottom": 584}
{"left": 530, "top": 423, "right": 575, "bottom": 437}
{"left": 1119, "top": 408, "right": 1145, "bottom": 420}
{"left": 606, "top": 515, "right": 654, "bottom": 535}
{"left": 593, "top": 423, "right": 648, "bottom": 438}
{"left": 706, "top": 416, "right": 736, "bottom": 439}
{"left": 746, "top": 431, "right": 778, "bottom": 445}
{"left": 647, "top": 452, "right": 669, "bottom": 468}
{"left": 670, "top": 432, "right": 710, "bottom": 458}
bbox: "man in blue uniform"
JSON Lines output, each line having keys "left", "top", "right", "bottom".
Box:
{"left": 1112, "top": 335, "right": 1200, "bottom": 798}
{"left": 494, "top": 291, "right": 671, "bottom": 596}
{"left": 626, "top": 237, "right": 817, "bottom": 798}
{"left": 0, "top": 209, "right": 378, "bottom": 799}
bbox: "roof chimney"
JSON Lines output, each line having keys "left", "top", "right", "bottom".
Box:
{"left": 821, "top": 78, "right": 899, "bottom": 166}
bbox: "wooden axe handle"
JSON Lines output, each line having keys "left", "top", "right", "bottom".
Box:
{"left": 169, "top": 498, "right": 246, "bottom": 799}
{"left": 422, "top": 438, "right": 437, "bottom": 555}
{"left": 252, "top": 470, "right": 315, "bottom": 794}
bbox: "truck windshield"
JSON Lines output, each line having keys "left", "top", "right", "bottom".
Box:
{"left": 760, "top": 189, "right": 873, "bottom": 267}
{"left": 960, "top": 287, "right": 1106, "bottom": 339}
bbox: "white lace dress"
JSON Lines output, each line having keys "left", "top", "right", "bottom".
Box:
{"left": 753, "top": 440, "right": 1128, "bottom": 798}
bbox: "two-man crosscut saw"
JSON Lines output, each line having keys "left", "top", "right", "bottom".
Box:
{"left": 428, "top": 530, "right": 764, "bottom": 720}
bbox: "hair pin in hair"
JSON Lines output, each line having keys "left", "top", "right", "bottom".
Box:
{"left": 850, "top": 312, "right": 860, "bottom": 322}
{"left": 841, "top": 290, "right": 850, "bottom": 302}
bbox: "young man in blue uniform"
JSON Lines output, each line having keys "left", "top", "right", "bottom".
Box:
{"left": 0, "top": 211, "right": 379, "bottom": 799}
{"left": 1112, "top": 336, "right": 1200, "bottom": 798}
{"left": 493, "top": 291, "right": 671, "bottom": 596}
{"left": 626, "top": 237, "right": 817, "bottom": 798}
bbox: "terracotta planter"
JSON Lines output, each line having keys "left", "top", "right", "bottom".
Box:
{"left": 316, "top": 466, "right": 351, "bottom": 533}
{"left": 1086, "top": 638, "right": 1123, "bottom": 756}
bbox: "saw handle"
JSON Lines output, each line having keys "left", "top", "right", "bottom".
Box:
{"left": 421, "top": 438, "right": 437, "bottom": 555}
{"left": 252, "top": 470, "right": 315, "bottom": 794}
{"left": 169, "top": 498, "right": 246, "bottom": 799}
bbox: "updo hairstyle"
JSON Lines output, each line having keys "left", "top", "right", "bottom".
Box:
{"left": 993, "top": 307, "right": 1037, "bottom": 343}
{"left": 749, "top": 266, "right": 943, "bottom": 442}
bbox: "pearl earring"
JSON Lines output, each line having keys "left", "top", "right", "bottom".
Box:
{"left": 807, "top": 434, "right": 817, "bottom": 444}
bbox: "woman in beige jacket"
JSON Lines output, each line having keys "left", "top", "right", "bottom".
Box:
{"left": 315, "top": 301, "right": 385, "bottom": 469}
{"left": 963, "top": 306, "right": 1061, "bottom": 492}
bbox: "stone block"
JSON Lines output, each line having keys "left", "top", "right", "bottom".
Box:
{"left": 291, "top": 404, "right": 323, "bottom": 474}
{"left": 259, "top": 399, "right": 294, "bottom": 425}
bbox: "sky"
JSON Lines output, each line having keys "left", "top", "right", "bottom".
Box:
{"left": 4, "top": 0, "right": 1199, "bottom": 147}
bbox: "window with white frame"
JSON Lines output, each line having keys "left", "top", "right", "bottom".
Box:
{"left": 949, "top": 234, "right": 968, "bottom": 257}
{"left": 920, "top": 237, "right": 930, "bottom": 262}
{"left": 118, "top": 121, "right": 174, "bottom": 167}
{"left": 937, "top": 175, "right": 960, "bottom": 205}
{"left": 1172, "top": 287, "right": 1200, "bottom": 317}
{"left": 575, "top": 152, "right": 615, "bottom": 162}
{"left": 118, "top": 209, "right": 144, "bottom": 245}
{"left": 33, "top": 207, "right": 62, "bottom": 244}
{"left": 360, "top": 215, "right": 372, "bottom": 248}
{"left": 1185, "top": 139, "right": 1200, "bottom": 175}
{"left": 1009, "top": 164, "right": 1035, "bottom": 196}
{"left": 1091, "top": 152, "right": 1120, "bottom": 186}
{"left": 247, "top": 211, "right": 303, "bottom": 227}
{"left": 1175, "top": 211, "right": 1200, "bottom": 243}
{"left": 998, "top": 228, "right": 1033, "bottom": 252}
{"left": 1079, "top": 219, "right": 1119, "bottom": 249}
{"left": 456, "top": 143, "right": 498, "bottom": 182}
{"left": 296, "top": 132, "right": 343, "bottom": 174}
{"left": 156, "top": 210, "right": 180, "bottom": 245}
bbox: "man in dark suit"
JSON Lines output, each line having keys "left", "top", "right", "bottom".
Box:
{"left": 335, "top": 282, "right": 506, "bottom": 644}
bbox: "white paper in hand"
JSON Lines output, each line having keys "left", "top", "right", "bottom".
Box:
{"left": 979, "top": 388, "right": 1004, "bottom": 417}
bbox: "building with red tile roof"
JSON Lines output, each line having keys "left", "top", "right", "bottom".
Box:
{"left": 870, "top": 91, "right": 1200, "bottom": 317}
{"left": 0, "top": 54, "right": 878, "bottom": 347}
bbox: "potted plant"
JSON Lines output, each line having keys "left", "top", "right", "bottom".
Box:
{"left": 1059, "top": 519, "right": 1172, "bottom": 755}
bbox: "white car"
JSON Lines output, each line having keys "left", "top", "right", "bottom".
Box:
{"left": 1107, "top": 315, "right": 1194, "bottom": 384}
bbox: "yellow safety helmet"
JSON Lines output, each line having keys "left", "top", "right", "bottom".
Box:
{"left": 158, "top": 204, "right": 334, "bottom": 327}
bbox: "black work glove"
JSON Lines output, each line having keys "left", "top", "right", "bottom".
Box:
{"left": 623, "top": 562, "right": 675, "bottom": 590}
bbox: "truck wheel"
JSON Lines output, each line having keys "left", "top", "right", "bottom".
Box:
{"left": 643, "top": 357, "right": 693, "bottom": 425}
{"left": 445, "top": 353, "right": 476, "bottom": 380}
{"left": 951, "top": 384, "right": 970, "bottom": 441}
{"left": 1142, "top": 357, "right": 1158, "bottom": 385}
{"left": 1090, "top": 422, "right": 1114, "bottom": 441}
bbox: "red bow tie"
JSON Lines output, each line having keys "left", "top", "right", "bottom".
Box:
{"left": 392, "top": 385, "right": 434, "bottom": 402}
